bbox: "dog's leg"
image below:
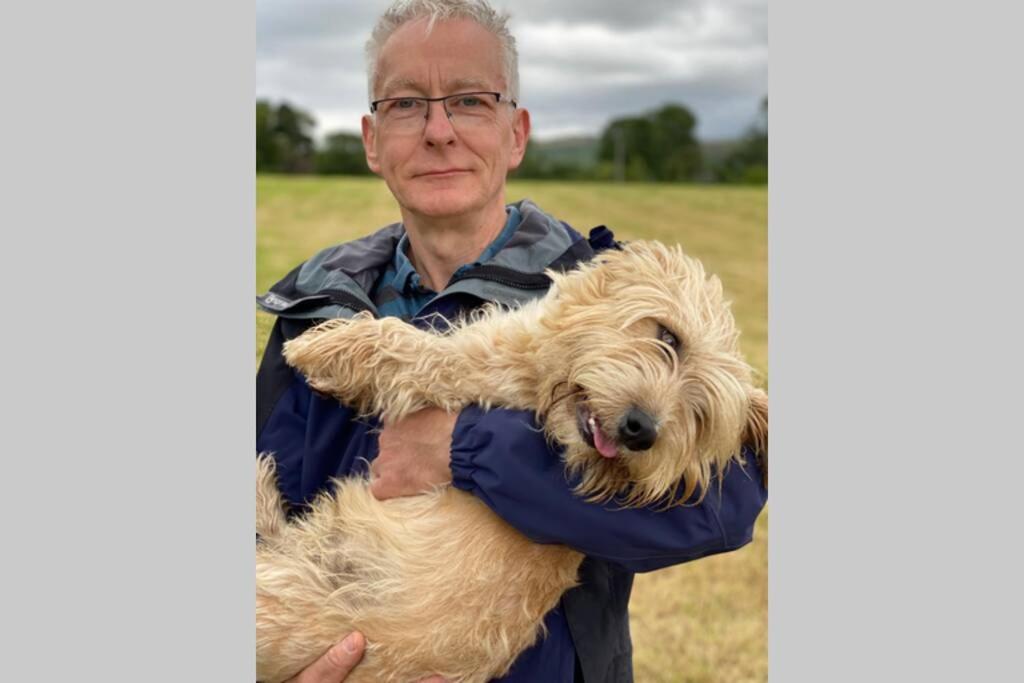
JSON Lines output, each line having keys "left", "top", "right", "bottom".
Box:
{"left": 283, "top": 307, "right": 549, "bottom": 421}
{"left": 283, "top": 315, "right": 465, "bottom": 421}
{"left": 441, "top": 307, "right": 549, "bottom": 410}
{"left": 256, "top": 454, "right": 288, "bottom": 542}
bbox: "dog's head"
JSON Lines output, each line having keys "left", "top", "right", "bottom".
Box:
{"left": 537, "top": 240, "right": 767, "bottom": 507}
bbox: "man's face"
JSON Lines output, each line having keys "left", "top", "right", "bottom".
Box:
{"left": 361, "top": 18, "right": 530, "bottom": 219}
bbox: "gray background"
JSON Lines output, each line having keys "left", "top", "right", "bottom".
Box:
{"left": 2, "top": 0, "right": 255, "bottom": 678}
{"left": 3, "top": 0, "right": 1023, "bottom": 680}
{"left": 770, "top": 1, "right": 1023, "bottom": 678}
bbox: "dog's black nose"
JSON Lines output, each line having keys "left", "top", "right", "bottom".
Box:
{"left": 618, "top": 408, "right": 658, "bottom": 451}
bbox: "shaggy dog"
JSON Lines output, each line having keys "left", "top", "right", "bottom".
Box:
{"left": 256, "top": 240, "right": 768, "bottom": 683}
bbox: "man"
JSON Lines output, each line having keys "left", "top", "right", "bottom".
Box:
{"left": 256, "top": 2, "right": 767, "bottom": 682}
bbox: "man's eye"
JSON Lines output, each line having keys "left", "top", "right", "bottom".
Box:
{"left": 396, "top": 98, "right": 419, "bottom": 109}
{"left": 457, "top": 96, "right": 482, "bottom": 107}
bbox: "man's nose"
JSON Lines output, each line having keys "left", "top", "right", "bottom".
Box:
{"left": 423, "top": 100, "right": 456, "bottom": 146}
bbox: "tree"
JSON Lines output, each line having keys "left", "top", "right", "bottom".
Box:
{"left": 599, "top": 116, "right": 654, "bottom": 181}
{"left": 316, "top": 132, "right": 371, "bottom": 175}
{"left": 597, "top": 104, "right": 701, "bottom": 182}
{"left": 255, "top": 100, "right": 318, "bottom": 174}
{"left": 256, "top": 101, "right": 280, "bottom": 172}
{"left": 650, "top": 105, "right": 701, "bottom": 181}
{"left": 714, "top": 97, "right": 767, "bottom": 184}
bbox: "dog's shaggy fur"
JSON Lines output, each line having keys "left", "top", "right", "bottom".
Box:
{"left": 256, "top": 241, "right": 767, "bottom": 683}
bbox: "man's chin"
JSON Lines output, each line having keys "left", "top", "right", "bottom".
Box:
{"left": 404, "top": 191, "right": 482, "bottom": 219}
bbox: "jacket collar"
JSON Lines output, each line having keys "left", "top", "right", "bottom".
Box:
{"left": 257, "top": 198, "right": 588, "bottom": 321}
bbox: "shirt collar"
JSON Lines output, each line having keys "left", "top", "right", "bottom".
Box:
{"left": 388, "top": 205, "right": 522, "bottom": 295}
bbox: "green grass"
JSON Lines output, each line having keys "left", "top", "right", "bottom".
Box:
{"left": 256, "top": 175, "right": 767, "bottom": 681}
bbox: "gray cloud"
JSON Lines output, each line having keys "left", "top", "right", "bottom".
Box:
{"left": 257, "top": 0, "right": 767, "bottom": 141}
{"left": 257, "top": 1, "right": 382, "bottom": 51}
{"left": 525, "top": 69, "right": 766, "bottom": 140}
{"left": 496, "top": 0, "right": 704, "bottom": 30}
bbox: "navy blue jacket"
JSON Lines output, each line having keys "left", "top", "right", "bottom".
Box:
{"left": 256, "top": 201, "right": 768, "bottom": 682}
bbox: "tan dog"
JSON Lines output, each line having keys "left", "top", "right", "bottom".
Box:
{"left": 256, "top": 240, "right": 767, "bottom": 683}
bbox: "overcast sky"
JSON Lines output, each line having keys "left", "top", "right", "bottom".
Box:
{"left": 257, "top": 0, "right": 767, "bottom": 142}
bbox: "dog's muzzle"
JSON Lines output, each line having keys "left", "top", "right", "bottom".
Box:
{"left": 618, "top": 407, "right": 658, "bottom": 451}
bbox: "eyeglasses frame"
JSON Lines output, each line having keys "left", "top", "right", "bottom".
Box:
{"left": 369, "top": 91, "right": 518, "bottom": 123}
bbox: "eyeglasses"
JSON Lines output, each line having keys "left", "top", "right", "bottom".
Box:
{"left": 369, "top": 91, "right": 517, "bottom": 134}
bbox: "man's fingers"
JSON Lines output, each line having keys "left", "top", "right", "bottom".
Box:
{"left": 368, "top": 459, "right": 390, "bottom": 498}
{"left": 323, "top": 633, "right": 364, "bottom": 672}
{"left": 369, "top": 475, "right": 386, "bottom": 499}
{"left": 369, "top": 460, "right": 410, "bottom": 500}
{"left": 287, "top": 632, "right": 365, "bottom": 683}
{"left": 369, "top": 472, "right": 398, "bottom": 500}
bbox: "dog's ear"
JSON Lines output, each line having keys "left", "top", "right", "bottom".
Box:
{"left": 744, "top": 387, "right": 768, "bottom": 485}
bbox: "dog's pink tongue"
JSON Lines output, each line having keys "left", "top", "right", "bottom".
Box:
{"left": 593, "top": 425, "right": 619, "bottom": 459}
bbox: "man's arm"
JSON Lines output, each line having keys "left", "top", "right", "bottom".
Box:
{"left": 374, "top": 406, "right": 767, "bottom": 573}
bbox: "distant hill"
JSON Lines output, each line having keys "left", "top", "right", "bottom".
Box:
{"left": 695, "top": 139, "right": 744, "bottom": 182}
{"left": 530, "top": 136, "right": 600, "bottom": 167}
{"left": 700, "top": 139, "right": 744, "bottom": 167}
{"left": 520, "top": 135, "right": 742, "bottom": 181}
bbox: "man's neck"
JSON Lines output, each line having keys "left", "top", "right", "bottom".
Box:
{"left": 401, "top": 201, "right": 509, "bottom": 291}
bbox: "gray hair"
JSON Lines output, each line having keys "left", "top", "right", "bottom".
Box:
{"left": 365, "top": 0, "right": 519, "bottom": 105}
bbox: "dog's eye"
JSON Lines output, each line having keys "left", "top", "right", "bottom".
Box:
{"left": 657, "top": 324, "right": 680, "bottom": 357}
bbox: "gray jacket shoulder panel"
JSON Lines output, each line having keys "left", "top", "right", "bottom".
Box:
{"left": 318, "top": 223, "right": 404, "bottom": 290}
{"left": 257, "top": 202, "right": 585, "bottom": 320}
{"left": 487, "top": 199, "right": 575, "bottom": 273}
{"left": 256, "top": 223, "right": 403, "bottom": 320}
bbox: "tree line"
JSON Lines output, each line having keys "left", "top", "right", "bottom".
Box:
{"left": 256, "top": 97, "right": 767, "bottom": 184}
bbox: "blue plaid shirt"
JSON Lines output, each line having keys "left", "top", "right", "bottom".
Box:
{"left": 373, "top": 205, "right": 522, "bottom": 320}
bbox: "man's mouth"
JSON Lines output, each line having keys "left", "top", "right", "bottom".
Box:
{"left": 416, "top": 168, "right": 469, "bottom": 178}
{"left": 575, "top": 400, "right": 619, "bottom": 459}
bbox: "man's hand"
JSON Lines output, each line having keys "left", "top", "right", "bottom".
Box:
{"left": 284, "top": 632, "right": 365, "bottom": 683}
{"left": 283, "top": 631, "right": 449, "bottom": 682}
{"left": 371, "top": 407, "right": 457, "bottom": 500}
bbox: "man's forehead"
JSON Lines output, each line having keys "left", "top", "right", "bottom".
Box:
{"left": 373, "top": 18, "right": 506, "bottom": 98}
{"left": 379, "top": 75, "right": 496, "bottom": 97}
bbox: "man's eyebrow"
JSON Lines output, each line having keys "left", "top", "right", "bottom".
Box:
{"left": 378, "top": 76, "right": 495, "bottom": 98}
{"left": 378, "top": 77, "right": 427, "bottom": 98}
{"left": 447, "top": 77, "right": 492, "bottom": 92}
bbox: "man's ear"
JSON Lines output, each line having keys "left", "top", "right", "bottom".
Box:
{"left": 361, "top": 114, "right": 381, "bottom": 174}
{"left": 507, "top": 107, "right": 531, "bottom": 171}
{"left": 744, "top": 387, "right": 768, "bottom": 485}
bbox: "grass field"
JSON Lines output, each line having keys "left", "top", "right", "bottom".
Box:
{"left": 256, "top": 175, "right": 767, "bottom": 682}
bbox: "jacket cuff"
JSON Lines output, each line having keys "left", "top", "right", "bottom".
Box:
{"left": 449, "top": 405, "right": 488, "bottom": 494}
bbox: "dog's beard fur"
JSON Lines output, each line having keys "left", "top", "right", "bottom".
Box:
{"left": 532, "top": 241, "right": 766, "bottom": 507}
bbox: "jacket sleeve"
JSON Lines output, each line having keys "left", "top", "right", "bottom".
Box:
{"left": 449, "top": 405, "right": 767, "bottom": 573}
{"left": 257, "top": 317, "right": 380, "bottom": 508}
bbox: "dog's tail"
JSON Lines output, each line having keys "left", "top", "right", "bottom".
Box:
{"left": 256, "top": 454, "right": 288, "bottom": 542}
